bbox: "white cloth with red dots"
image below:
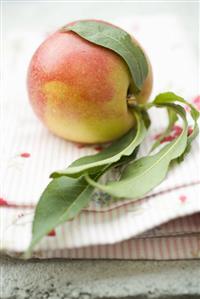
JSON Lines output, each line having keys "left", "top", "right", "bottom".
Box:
{"left": 1, "top": 16, "right": 200, "bottom": 259}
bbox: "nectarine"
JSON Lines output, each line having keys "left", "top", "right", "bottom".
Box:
{"left": 27, "top": 20, "right": 153, "bottom": 143}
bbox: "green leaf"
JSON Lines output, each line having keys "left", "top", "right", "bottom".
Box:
{"left": 25, "top": 174, "right": 102, "bottom": 257}
{"left": 51, "top": 111, "right": 147, "bottom": 178}
{"left": 26, "top": 110, "right": 145, "bottom": 255}
{"left": 140, "top": 108, "right": 151, "bottom": 129}
{"left": 112, "top": 146, "right": 140, "bottom": 168}
{"left": 85, "top": 104, "right": 188, "bottom": 199}
{"left": 154, "top": 92, "right": 200, "bottom": 120}
{"left": 153, "top": 92, "right": 199, "bottom": 161}
{"left": 178, "top": 111, "right": 199, "bottom": 162}
{"left": 150, "top": 108, "right": 178, "bottom": 152}
{"left": 26, "top": 144, "right": 141, "bottom": 256}
{"left": 63, "top": 20, "right": 148, "bottom": 91}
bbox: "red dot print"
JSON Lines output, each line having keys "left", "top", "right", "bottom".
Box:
{"left": 0, "top": 198, "right": 8, "bottom": 206}
{"left": 76, "top": 143, "right": 86, "bottom": 149}
{"left": 20, "top": 153, "right": 31, "bottom": 158}
{"left": 192, "top": 96, "right": 200, "bottom": 110}
{"left": 154, "top": 125, "right": 184, "bottom": 144}
{"left": 47, "top": 229, "right": 56, "bottom": 237}
{"left": 161, "top": 135, "right": 174, "bottom": 143}
{"left": 172, "top": 125, "right": 183, "bottom": 136}
{"left": 94, "top": 146, "right": 104, "bottom": 152}
{"left": 179, "top": 195, "right": 187, "bottom": 203}
{"left": 188, "top": 126, "right": 193, "bottom": 136}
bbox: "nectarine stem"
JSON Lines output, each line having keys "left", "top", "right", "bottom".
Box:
{"left": 127, "top": 95, "right": 137, "bottom": 107}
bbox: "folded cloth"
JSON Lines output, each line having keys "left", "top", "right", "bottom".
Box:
{"left": 1, "top": 16, "right": 199, "bottom": 259}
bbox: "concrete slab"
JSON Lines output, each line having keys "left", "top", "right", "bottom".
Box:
{"left": 1, "top": 255, "right": 200, "bottom": 299}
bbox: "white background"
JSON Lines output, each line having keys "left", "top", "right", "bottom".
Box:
{"left": 3, "top": 1, "right": 199, "bottom": 53}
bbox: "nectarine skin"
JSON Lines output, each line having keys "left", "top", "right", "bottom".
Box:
{"left": 27, "top": 21, "right": 152, "bottom": 143}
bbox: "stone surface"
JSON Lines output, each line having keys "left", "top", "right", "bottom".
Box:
{"left": 1, "top": 255, "right": 200, "bottom": 299}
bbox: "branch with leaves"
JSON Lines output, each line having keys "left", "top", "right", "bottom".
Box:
{"left": 25, "top": 92, "right": 199, "bottom": 257}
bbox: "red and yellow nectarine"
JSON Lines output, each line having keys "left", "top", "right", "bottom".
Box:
{"left": 27, "top": 20, "right": 153, "bottom": 143}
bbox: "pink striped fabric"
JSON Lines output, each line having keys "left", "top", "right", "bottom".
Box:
{"left": 4, "top": 214, "right": 200, "bottom": 260}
